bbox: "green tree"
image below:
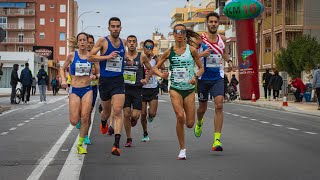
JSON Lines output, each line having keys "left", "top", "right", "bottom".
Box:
{"left": 276, "top": 35, "right": 320, "bottom": 78}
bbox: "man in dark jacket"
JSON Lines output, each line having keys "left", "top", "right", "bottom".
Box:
{"left": 10, "top": 64, "right": 20, "bottom": 104}
{"left": 262, "top": 68, "right": 272, "bottom": 99}
{"left": 230, "top": 74, "right": 239, "bottom": 92}
{"left": 268, "top": 70, "right": 283, "bottom": 100}
{"left": 37, "top": 64, "right": 48, "bottom": 103}
{"left": 20, "top": 62, "right": 33, "bottom": 104}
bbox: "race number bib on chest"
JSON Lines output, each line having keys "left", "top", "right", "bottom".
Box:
{"left": 123, "top": 71, "right": 136, "bottom": 84}
{"left": 173, "top": 68, "right": 189, "bottom": 83}
{"left": 106, "top": 56, "right": 123, "bottom": 72}
{"left": 206, "top": 54, "right": 222, "bottom": 68}
{"left": 75, "top": 62, "right": 91, "bottom": 76}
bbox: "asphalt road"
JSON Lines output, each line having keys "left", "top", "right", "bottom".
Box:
{"left": 0, "top": 94, "right": 319, "bottom": 180}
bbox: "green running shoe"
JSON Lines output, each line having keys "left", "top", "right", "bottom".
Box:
{"left": 141, "top": 136, "right": 150, "bottom": 142}
{"left": 212, "top": 139, "right": 223, "bottom": 151}
{"left": 194, "top": 118, "right": 203, "bottom": 138}
{"left": 77, "top": 145, "right": 87, "bottom": 154}
{"left": 84, "top": 135, "right": 91, "bottom": 145}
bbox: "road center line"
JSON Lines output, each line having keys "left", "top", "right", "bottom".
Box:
{"left": 0, "top": 132, "right": 9, "bottom": 135}
{"left": 9, "top": 127, "right": 17, "bottom": 131}
{"left": 27, "top": 124, "right": 74, "bottom": 180}
{"left": 57, "top": 107, "right": 97, "bottom": 180}
{"left": 17, "top": 123, "right": 25, "bottom": 127}
{"left": 304, "top": 131, "right": 317, "bottom": 135}
{"left": 260, "top": 121, "right": 270, "bottom": 124}
{"left": 272, "top": 124, "right": 282, "bottom": 127}
{"left": 287, "top": 127, "right": 299, "bottom": 131}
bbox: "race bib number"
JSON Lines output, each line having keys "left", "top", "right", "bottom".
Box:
{"left": 173, "top": 68, "right": 189, "bottom": 83}
{"left": 206, "top": 54, "right": 222, "bottom": 68}
{"left": 75, "top": 62, "right": 91, "bottom": 76}
{"left": 123, "top": 71, "right": 136, "bottom": 84}
{"left": 106, "top": 56, "right": 123, "bottom": 72}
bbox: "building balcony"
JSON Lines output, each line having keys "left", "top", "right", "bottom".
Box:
{"left": 170, "top": 8, "right": 185, "bottom": 18}
{"left": 2, "top": 38, "right": 35, "bottom": 44}
{"left": 0, "top": 23, "right": 35, "bottom": 30}
{"left": 0, "top": 8, "right": 35, "bottom": 16}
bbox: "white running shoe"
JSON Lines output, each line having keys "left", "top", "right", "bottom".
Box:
{"left": 177, "top": 149, "right": 186, "bottom": 160}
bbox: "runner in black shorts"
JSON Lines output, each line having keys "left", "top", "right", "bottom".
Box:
{"left": 88, "top": 17, "right": 126, "bottom": 156}
{"left": 123, "top": 35, "right": 153, "bottom": 147}
{"left": 140, "top": 39, "right": 165, "bottom": 142}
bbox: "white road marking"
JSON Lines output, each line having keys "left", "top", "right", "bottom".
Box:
{"left": 250, "top": 118, "right": 257, "bottom": 121}
{"left": 9, "top": 127, "right": 17, "bottom": 131}
{"left": 0, "top": 132, "right": 9, "bottom": 135}
{"left": 17, "top": 123, "right": 25, "bottom": 127}
{"left": 27, "top": 124, "right": 74, "bottom": 180}
{"left": 225, "top": 112, "right": 231, "bottom": 114}
{"left": 232, "top": 114, "right": 239, "bottom": 117}
{"left": 287, "top": 127, "right": 299, "bottom": 131}
{"left": 158, "top": 100, "right": 167, "bottom": 102}
{"left": 272, "top": 124, "right": 283, "bottom": 127}
{"left": 208, "top": 108, "right": 214, "bottom": 110}
{"left": 240, "top": 116, "right": 248, "bottom": 119}
{"left": 57, "top": 106, "right": 97, "bottom": 180}
{"left": 260, "top": 121, "right": 270, "bottom": 124}
{"left": 30, "top": 118, "right": 35, "bottom": 120}
{"left": 24, "top": 120, "right": 30, "bottom": 123}
{"left": 304, "top": 131, "right": 317, "bottom": 135}
{"left": 0, "top": 108, "right": 22, "bottom": 117}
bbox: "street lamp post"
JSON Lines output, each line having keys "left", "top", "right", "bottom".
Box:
{"left": 77, "top": 11, "right": 100, "bottom": 32}
{"left": 82, "top": 25, "right": 101, "bottom": 32}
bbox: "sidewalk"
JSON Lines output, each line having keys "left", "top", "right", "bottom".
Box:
{"left": 0, "top": 90, "right": 68, "bottom": 97}
{"left": 233, "top": 98, "right": 320, "bottom": 117}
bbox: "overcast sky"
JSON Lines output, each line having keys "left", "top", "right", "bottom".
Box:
{"left": 77, "top": 0, "right": 200, "bottom": 42}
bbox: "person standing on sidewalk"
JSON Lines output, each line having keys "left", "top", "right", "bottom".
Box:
{"left": 262, "top": 68, "right": 272, "bottom": 99}
{"left": 51, "top": 76, "right": 58, "bottom": 95}
{"left": 31, "top": 76, "right": 37, "bottom": 95}
{"left": 312, "top": 64, "right": 320, "bottom": 110}
{"left": 20, "top": 62, "right": 33, "bottom": 104}
{"left": 291, "top": 77, "right": 305, "bottom": 102}
{"left": 37, "top": 64, "right": 48, "bottom": 103}
{"left": 10, "top": 64, "right": 20, "bottom": 104}
{"left": 268, "top": 70, "right": 283, "bottom": 100}
{"left": 194, "top": 12, "right": 232, "bottom": 152}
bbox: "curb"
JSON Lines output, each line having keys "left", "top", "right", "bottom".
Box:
{"left": 233, "top": 100, "right": 320, "bottom": 117}
{"left": 0, "top": 106, "right": 11, "bottom": 114}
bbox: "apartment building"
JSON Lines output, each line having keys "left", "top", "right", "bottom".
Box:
{"left": 0, "top": 0, "right": 78, "bottom": 90}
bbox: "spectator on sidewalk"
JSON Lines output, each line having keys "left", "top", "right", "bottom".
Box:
{"left": 0, "top": 63, "right": 3, "bottom": 80}
{"left": 230, "top": 74, "right": 238, "bottom": 92}
{"left": 10, "top": 64, "right": 20, "bottom": 104}
{"left": 268, "top": 70, "right": 283, "bottom": 100}
{"left": 224, "top": 74, "right": 229, "bottom": 100}
{"left": 312, "top": 64, "right": 320, "bottom": 110}
{"left": 262, "top": 68, "right": 272, "bottom": 99}
{"left": 37, "top": 64, "right": 48, "bottom": 103}
{"left": 31, "top": 76, "right": 37, "bottom": 95}
{"left": 51, "top": 76, "right": 58, "bottom": 96}
{"left": 291, "top": 77, "right": 305, "bottom": 102}
{"left": 20, "top": 62, "right": 33, "bottom": 104}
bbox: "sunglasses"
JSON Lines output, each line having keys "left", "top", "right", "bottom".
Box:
{"left": 174, "top": 29, "right": 187, "bottom": 35}
{"left": 145, "top": 45, "right": 154, "bottom": 50}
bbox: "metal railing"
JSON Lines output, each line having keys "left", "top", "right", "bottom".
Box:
{"left": 0, "top": 9, "right": 35, "bottom": 16}
{"left": 3, "top": 38, "right": 35, "bottom": 43}
{"left": 0, "top": 23, "right": 35, "bottom": 30}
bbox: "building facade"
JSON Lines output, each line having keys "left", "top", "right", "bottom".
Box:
{"left": 0, "top": 0, "right": 78, "bottom": 90}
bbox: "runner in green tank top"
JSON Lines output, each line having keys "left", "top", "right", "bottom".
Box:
{"left": 153, "top": 24, "right": 204, "bottom": 160}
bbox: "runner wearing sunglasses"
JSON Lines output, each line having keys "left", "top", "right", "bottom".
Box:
{"left": 140, "top": 39, "right": 165, "bottom": 142}
{"left": 194, "top": 12, "right": 232, "bottom": 152}
{"left": 123, "top": 35, "right": 153, "bottom": 147}
{"left": 153, "top": 24, "right": 204, "bottom": 160}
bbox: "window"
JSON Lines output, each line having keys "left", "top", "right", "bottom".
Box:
{"left": 264, "top": 36, "right": 271, "bottom": 53}
{"left": 60, "top": 19, "right": 66, "bottom": 27}
{"left": 18, "top": 33, "right": 24, "bottom": 42}
{"left": 40, "top": 18, "right": 45, "bottom": 25}
{"left": 0, "top": 17, "right": 7, "bottom": 24}
{"left": 40, "top": 32, "right": 45, "bottom": 39}
{"left": 59, "top": 32, "right": 66, "bottom": 41}
{"left": 60, "top": 4, "right": 66, "bottom": 13}
{"left": 18, "top": 46, "right": 24, "bottom": 52}
{"left": 50, "top": 18, "right": 54, "bottom": 22}
{"left": 276, "top": 0, "right": 282, "bottom": 14}
{"left": 59, "top": 47, "right": 66, "bottom": 55}
{"left": 40, "top": 4, "right": 45, "bottom": 11}
{"left": 50, "top": 4, "right": 54, "bottom": 8}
